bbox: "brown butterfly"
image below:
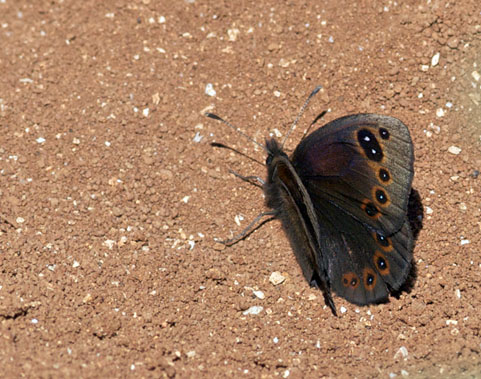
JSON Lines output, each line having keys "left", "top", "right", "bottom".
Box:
{"left": 207, "top": 87, "right": 414, "bottom": 315}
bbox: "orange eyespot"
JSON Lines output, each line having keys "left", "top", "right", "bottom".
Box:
{"left": 372, "top": 186, "right": 391, "bottom": 207}
{"left": 374, "top": 251, "right": 390, "bottom": 275}
{"left": 378, "top": 167, "right": 393, "bottom": 185}
{"left": 361, "top": 198, "right": 381, "bottom": 220}
{"left": 363, "top": 267, "right": 377, "bottom": 291}
{"left": 372, "top": 231, "right": 394, "bottom": 252}
{"left": 342, "top": 272, "right": 360, "bottom": 289}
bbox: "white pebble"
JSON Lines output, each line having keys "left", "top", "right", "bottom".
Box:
{"left": 269, "top": 271, "right": 285, "bottom": 285}
{"left": 425, "top": 206, "right": 433, "bottom": 215}
{"left": 394, "top": 346, "right": 408, "bottom": 360}
{"left": 242, "top": 305, "right": 263, "bottom": 315}
{"left": 181, "top": 195, "right": 190, "bottom": 203}
{"left": 31, "top": 318, "right": 38, "bottom": 324}
{"left": 227, "top": 28, "right": 240, "bottom": 41}
{"left": 431, "top": 52, "right": 440, "bottom": 66}
{"left": 273, "top": 90, "right": 281, "bottom": 97}
{"left": 273, "top": 337, "right": 279, "bottom": 344}
{"left": 253, "top": 290, "right": 265, "bottom": 300}
{"left": 72, "top": 261, "right": 80, "bottom": 268}
{"left": 460, "top": 239, "right": 470, "bottom": 245}
{"left": 340, "top": 306, "right": 347, "bottom": 314}
{"left": 36, "top": 137, "right": 46, "bottom": 143}
{"left": 455, "top": 289, "right": 461, "bottom": 299}
{"left": 446, "top": 319, "right": 458, "bottom": 325}
{"left": 103, "top": 239, "right": 116, "bottom": 249}
{"left": 448, "top": 146, "right": 461, "bottom": 155}
{"left": 401, "top": 370, "right": 409, "bottom": 377}
{"left": 205, "top": 83, "right": 216, "bottom": 97}
{"left": 158, "top": 16, "right": 166, "bottom": 24}
{"left": 472, "top": 71, "right": 480, "bottom": 82}
{"left": 193, "top": 132, "right": 203, "bottom": 143}
{"left": 16, "top": 217, "right": 25, "bottom": 224}
{"left": 143, "top": 108, "right": 149, "bottom": 117}
{"left": 436, "top": 108, "right": 445, "bottom": 117}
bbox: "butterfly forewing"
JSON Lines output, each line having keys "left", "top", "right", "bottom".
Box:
{"left": 291, "top": 114, "right": 414, "bottom": 237}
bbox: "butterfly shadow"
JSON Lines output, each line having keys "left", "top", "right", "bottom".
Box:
{"left": 392, "top": 187, "right": 424, "bottom": 298}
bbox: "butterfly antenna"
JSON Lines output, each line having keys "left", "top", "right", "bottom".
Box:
{"left": 281, "top": 85, "right": 322, "bottom": 148}
{"left": 206, "top": 113, "right": 267, "bottom": 152}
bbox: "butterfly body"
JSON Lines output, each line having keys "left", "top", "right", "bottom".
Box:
{"left": 263, "top": 114, "right": 414, "bottom": 310}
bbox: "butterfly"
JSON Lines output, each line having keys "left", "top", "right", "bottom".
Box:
{"left": 208, "top": 87, "right": 414, "bottom": 315}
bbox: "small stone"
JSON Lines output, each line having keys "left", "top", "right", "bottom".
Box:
{"left": 112, "top": 207, "right": 123, "bottom": 217}
{"left": 269, "top": 271, "right": 286, "bottom": 285}
{"left": 389, "top": 66, "right": 400, "bottom": 76}
{"left": 425, "top": 206, "right": 433, "bottom": 215}
{"left": 212, "top": 242, "right": 225, "bottom": 251}
{"left": 340, "top": 306, "right": 347, "bottom": 314}
{"left": 447, "top": 37, "right": 459, "bottom": 49}
{"left": 267, "top": 43, "right": 279, "bottom": 51}
{"left": 436, "top": 108, "right": 445, "bottom": 117}
{"left": 394, "top": 346, "right": 408, "bottom": 360}
{"left": 253, "top": 290, "right": 265, "bottom": 300}
{"left": 227, "top": 28, "right": 240, "bottom": 41}
{"left": 431, "top": 52, "right": 440, "bottom": 66}
{"left": 16, "top": 217, "right": 25, "bottom": 224}
{"left": 448, "top": 146, "right": 461, "bottom": 155}
{"left": 104, "top": 239, "right": 116, "bottom": 249}
{"left": 159, "top": 169, "right": 173, "bottom": 180}
{"left": 205, "top": 83, "right": 216, "bottom": 97}
{"left": 242, "top": 305, "right": 263, "bottom": 315}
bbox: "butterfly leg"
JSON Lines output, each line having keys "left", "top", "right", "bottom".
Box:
{"left": 216, "top": 211, "right": 275, "bottom": 246}
{"left": 229, "top": 169, "right": 265, "bottom": 187}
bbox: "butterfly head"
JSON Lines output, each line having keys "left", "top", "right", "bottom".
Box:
{"left": 265, "top": 138, "right": 288, "bottom": 166}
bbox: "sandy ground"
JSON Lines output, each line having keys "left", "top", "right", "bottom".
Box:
{"left": 1, "top": 0, "right": 481, "bottom": 377}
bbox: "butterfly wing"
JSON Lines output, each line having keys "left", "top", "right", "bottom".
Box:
{"left": 264, "top": 139, "right": 336, "bottom": 313}
{"left": 291, "top": 114, "right": 414, "bottom": 237}
{"left": 290, "top": 114, "right": 414, "bottom": 304}
{"left": 315, "top": 198, "right": 413, "bottom": 304}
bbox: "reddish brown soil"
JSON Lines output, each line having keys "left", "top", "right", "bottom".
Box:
{"left": 1, "top": 0, "right": 481, "bottom": 377}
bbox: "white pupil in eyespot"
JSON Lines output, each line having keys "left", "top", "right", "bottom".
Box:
{"left": 364, "top": 136, "right": 370, "bottom": 141}
{"left": 372, "top": 148, "right": 376, "bottom": 154}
